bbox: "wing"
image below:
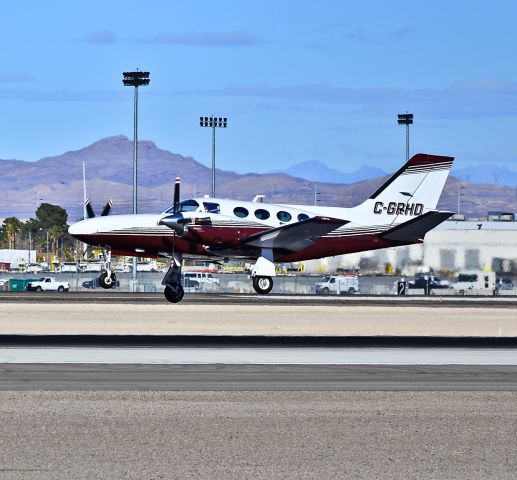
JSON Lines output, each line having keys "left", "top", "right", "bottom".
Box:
{"left": 242, "top": 216, "right": 349, "bottom": 252}
{"left": 380, "top": 210, "right": 454, "bottom": 243}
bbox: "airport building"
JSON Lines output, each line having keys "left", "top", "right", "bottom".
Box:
{"left": 306, "top": 219, "right": 517, "bottom": 275}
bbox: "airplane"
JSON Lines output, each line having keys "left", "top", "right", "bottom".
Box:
{"left": 68, "top": 153, "right": 454, "bottom": 303}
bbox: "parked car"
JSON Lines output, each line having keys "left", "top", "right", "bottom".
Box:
{"left": 408, "top": 275, "right": 450, "bottom": 290}
{"left": 497, "top": 278, "right": 514, "bottom": 291}
{"left": 82, "top": 277, "right": 120, "bottom": 289}
{"left": 24, "top": 263, "right": 44, "bottom": 274}
{"left": 183, "top": 272, "right": 220, "bottom": 286}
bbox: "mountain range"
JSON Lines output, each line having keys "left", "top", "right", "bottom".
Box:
{"left": 279, "top": 160, "right": 387, "bottom": 185}
{"left": 282, "top": 160, "right": 517, "bottom": 189}
{"left": 1, "top": 135, "right": 516, "bottom": 221}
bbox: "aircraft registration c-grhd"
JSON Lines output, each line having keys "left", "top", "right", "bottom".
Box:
{"left": 69, "top": 153, "right": 454, "bottom": 303}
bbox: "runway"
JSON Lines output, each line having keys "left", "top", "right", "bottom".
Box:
{"left": 1, "top": 335, "right": 517, "bottom": 390}
{"left": 2, "top": 364, "right": 517, "bottom": 391}
{"left": 1, "top": 312, "right": 516, "bottom": 478}
{"left": 2, "top": 290, "right": 517, "bottom": 306}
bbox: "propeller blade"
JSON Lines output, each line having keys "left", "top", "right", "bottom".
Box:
{"left": 173, "top": 177, "right": 180, "bottom": 214}
{"left": 85, "top": 199, "right": 95, "bottom": 219}
{"left": 101, "top": 199, "right": 113, "bottom": 217}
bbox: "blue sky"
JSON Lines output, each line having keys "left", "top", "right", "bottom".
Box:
{"left": 1, "top": 0, "right": 517, "bottom": 174}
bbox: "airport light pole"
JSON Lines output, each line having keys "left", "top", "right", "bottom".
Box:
{"left": 123, "top": 70, "right": 150, "bottom": 281}
{"left": 314, "top": 184, "right": 321, "bottom": 206}
{"left": 397, "top": 113, "right": 413, "bottom": 162}
{"left": 200, "top": 116, "right": 228, "bottom": 197}
{"left": 457, "top": 184, "right": 466, "bottom": 215}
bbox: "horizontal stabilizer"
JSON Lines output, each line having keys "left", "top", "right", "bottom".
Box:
{"left": 243, "top": 216, "right": 348, "bottom": 252}
{"left": 380, "top": 211, "right": 454, "bottom": 243}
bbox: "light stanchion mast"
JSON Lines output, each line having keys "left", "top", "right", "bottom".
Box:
{"left": 123, "top": 70, "right": 150, "bottom": 281}
{"left": 200, "top": 116, "right": 228, "bottom": 197}
{"left": 397, "top": 113, "right": 413, "bottom": 162}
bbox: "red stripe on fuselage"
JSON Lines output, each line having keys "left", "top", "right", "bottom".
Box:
{"left": 73, "top": 228, "right": 409, "bottom": 263}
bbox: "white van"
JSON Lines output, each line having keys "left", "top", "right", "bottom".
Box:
{"left": 183, "top": 272, "right": 220, "bottom": 287}
{"left": 452, "top": 271, "right": 496, "bottom": 294}
{"left": 315, "top": 275, "right": 359, "bottom": 295}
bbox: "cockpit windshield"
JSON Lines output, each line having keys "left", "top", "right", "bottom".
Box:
{"left": 163, "top": 199, "right": 200, "bottom": 214}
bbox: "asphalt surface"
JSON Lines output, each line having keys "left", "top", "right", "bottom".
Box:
{"left": 1, "top": 391, "right": 516, "bottom": 479}
{"left": 2, "top": 364, "right": 517, "bottom": 391}
{"left": 2, "top": 290, "right": 517, "bottom": 307}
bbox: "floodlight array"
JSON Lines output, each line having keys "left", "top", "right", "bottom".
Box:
{"left": 199, "top": 116, "right": 228, "bottom": 128}
{"left": 123, "top": 71, "right": 150, "bottom": 87}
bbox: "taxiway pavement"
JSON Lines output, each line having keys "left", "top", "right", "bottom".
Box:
{"left": 0, "top": 292, "right": 516, "bottom": 336}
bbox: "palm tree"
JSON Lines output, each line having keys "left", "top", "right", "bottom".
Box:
{"left": 48, "top": 225, "right": 65, "bottom": 259}
{"left": 3, "top": 217, "right": 22, "bottom": 249}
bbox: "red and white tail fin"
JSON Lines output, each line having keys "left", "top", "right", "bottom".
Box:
{"left": 354, "top": 153, "right": 454, "bottom": 225}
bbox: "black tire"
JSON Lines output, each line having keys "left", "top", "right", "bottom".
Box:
{"left": 322, "top": 287, "right": 329, "bottom": 295}
{"left": 36, "top": 286, "right": 42, "bottom": 292}
{"left": 164, "top": 284, "right": 184, "bottom": 303}
{"left": 348, "top": 287, "right": 356, "bottom": 295}
{"left": 252, "top": 276, "right": 273, "bottom": 295}
{"left": 99, "top": 271, "right": 117, "bottom": 289}
{"left": 57, "top": 286, "right": 64, "bottom": 293}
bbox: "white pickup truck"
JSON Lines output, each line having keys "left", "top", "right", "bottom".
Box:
{"left": 27, "top": 277, "right": 70, "bottom": 292}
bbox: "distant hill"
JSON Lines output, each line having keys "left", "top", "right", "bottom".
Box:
{"left": 0, "top": 135, "right": 516, "bottom": 220}
{"left": 452, "top": 164, "right": 517, "bottom": 188}
{"left": 282, "top": 160, "right": 387, "bottom": 184}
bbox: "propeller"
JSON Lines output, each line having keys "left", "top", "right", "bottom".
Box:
{"left": 85, "top": 198, "right": 113, "bottom": 219}
{"left": 159, "top": 177, "right": 212, "bottom": 237}
{"left": 159, "top": 177, "right": 189, "bottom": 237}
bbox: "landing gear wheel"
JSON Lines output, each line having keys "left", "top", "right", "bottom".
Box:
{"left": 99, "top": 271, "right": 117, "bottom": 289}
{"left": 252, "top": 276, "right": 273, "bottom": 295}
{"left": 164, "top": 284, "right": 184, "bottom": 303}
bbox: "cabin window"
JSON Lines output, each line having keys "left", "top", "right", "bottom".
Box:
{"left": 234, "top": 207, "right": 249, "bottom": 218}
{"left": 277, "top": 211, "right": 292, "bottom": 222}
{"left": 177, "top": 199, "right": 199, "bottom": 212}
{"left": 254, "top": 209, "right": 270, "bottom": 220}
{"left": 203, "top": 202, "right": 220, "bottom": 214}
{"left": 297, "top": 213, "right": 309, "bottom": 221}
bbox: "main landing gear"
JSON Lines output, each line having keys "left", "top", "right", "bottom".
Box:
{"left": 252, "top": 276, "right": 273, "bottom": 295}
{"left": 99, "top": 248, "right": 117, "bottom": 289}
{"left": 161, "top": 256, "right": 184, "bottom": 303}
{"left": 250, "top": 256, "right": 276, "bottom": 295}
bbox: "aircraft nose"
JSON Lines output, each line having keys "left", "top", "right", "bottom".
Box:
{"left": 68, "top": 219, "right": 97, "bottom": 237}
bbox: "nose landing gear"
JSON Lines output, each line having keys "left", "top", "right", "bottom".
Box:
{"left": 99, "top": 248, "right": 117, "bottom": 289}
{"left": 161, "top": 254, "right": 184, "bottom": 303}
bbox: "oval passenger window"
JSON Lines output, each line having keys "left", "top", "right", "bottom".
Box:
{"left": 277, "top": 211, "right": 292, "bottom": 222}
{"left": 297, "top": 213, "right": 309, "bottom": 221}
{"left": 233, "top": 207, "right": 249, "bottom": 218}
{"left": 254, "top": 209, "right": 270, "bottom": 220}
